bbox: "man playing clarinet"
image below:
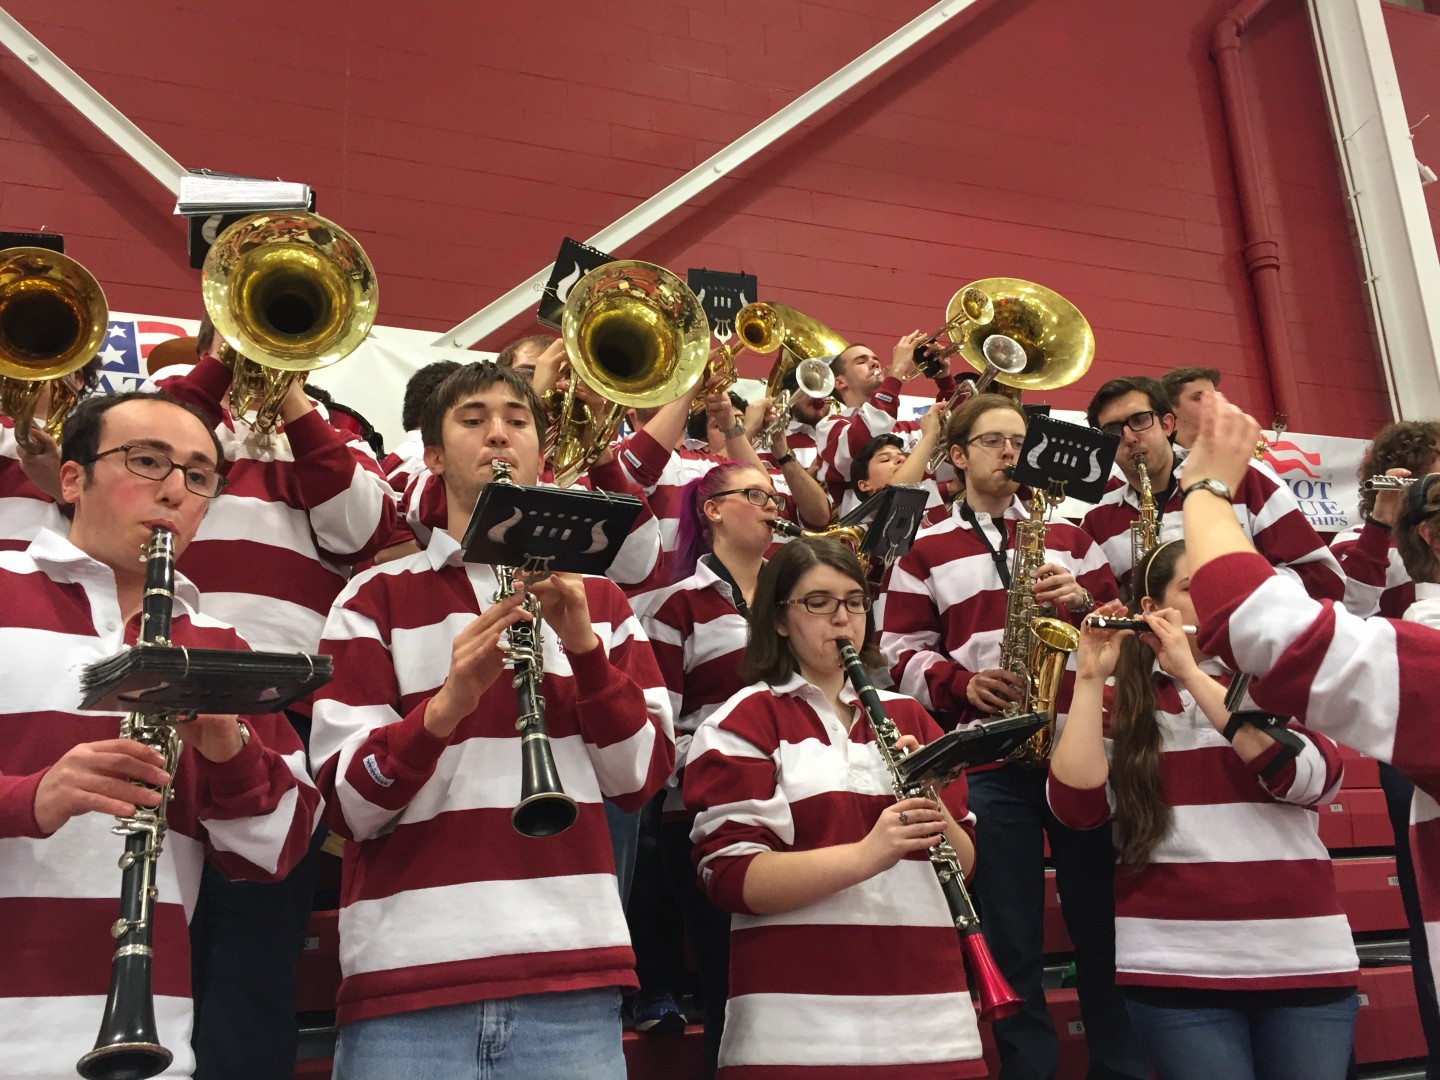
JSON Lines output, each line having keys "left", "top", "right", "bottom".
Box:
{"left": 310, "top": 361, "right": 674, "bottom": 1080}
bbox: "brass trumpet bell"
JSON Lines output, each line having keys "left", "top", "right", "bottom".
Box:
{"left": 754, "top": 302, "right": 850, "bottom": 402}
{"left": 947, "top": 278, "right": 1093, "bottom": 392}
{"left": 0, "top": 247, "right": 109, "bottom": 444}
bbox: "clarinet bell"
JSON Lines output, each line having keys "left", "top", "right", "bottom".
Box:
{"left": 962, "top": 930, "right": 1025, "bottom": 1023}
{"left": 512, "top": 738, "right": 579, "bottom": 838}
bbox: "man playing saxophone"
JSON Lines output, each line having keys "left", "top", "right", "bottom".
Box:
{"left": 878, "top": 393, "right": 1144, "bottom": 1080}
{"left": 0, "top": 391, "right": 318, "bottom": 1080}
{"left": 309, "top": 361, "right": 674, "bottom": 1080}
{"left": 1080, "top": 376, "right": 1343, "bottom": 601}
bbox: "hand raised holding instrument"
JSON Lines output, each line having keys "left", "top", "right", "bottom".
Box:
{"left": 965, "top": 668, "right": 1027, "bottom": 713}
{"left": 1370, "top": 468, "right": 1413, "bottom": 527}
{"left": 1139, "top": 607, "right": 1202, "bottom": 682}
{"left": 13, "top": 422, "right": 64, "bottom": 501}
{"left": 889, "top": 330, "right": 927, "bottom": 380}
{"left": 1077, "top": 600, "right": 1131, "bottom": 682}
{"left": 424, "top": 591, "right": 531, "bottom": 738}
{"left": 32, "top": 739, "right": 171, "bottom": 834}
{"left": 741, "top": 395, "right": 772, "bottom": 441}
{"left": 526, "top": 571, "right": 601, "bottom": 655}
{"left": 529, "top": 337, "right": 569, "bottom": 395}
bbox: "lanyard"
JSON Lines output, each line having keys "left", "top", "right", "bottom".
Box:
{"left": 703, "top": 553, "right": 751, "bottom": 619}
{"left": 960, "top": 502, "right": 1011, "bottom": 589}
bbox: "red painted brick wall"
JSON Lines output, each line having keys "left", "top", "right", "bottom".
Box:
{"left": 0, "top": 0, "right": 1414, "bottom": 436}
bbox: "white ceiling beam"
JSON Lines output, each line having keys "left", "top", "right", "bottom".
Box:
{"left": 432, "top": 0, "right": 991, "bottom": 349}
{"left": 0, "top": 6, "right": 185, "bottom": 195}
{"left": 1308, "top": 0, "right": 1440, "bottom": 420}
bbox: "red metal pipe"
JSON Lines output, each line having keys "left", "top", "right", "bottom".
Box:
{"left": 1211, "top": 0, "right": 1301, "bottom": 428}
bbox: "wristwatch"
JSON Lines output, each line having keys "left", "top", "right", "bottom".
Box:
{"left": 1181, "top": 478, "right": 1232, "bottom": 504}
{"left": 775, "top": 451, "right": 797, "bottom": 468}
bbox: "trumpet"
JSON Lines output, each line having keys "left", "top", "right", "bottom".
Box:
{"left": 1361, "top": 475, "right": 1420, "bottom": 491}
{"left": 1084, "top": 615, "right": 1197, "bottom": 635}
{"left": 904, "top": 284, "right": 996, "bottom": 380}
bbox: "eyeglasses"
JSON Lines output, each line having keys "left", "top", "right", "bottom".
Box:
{"left": 712, "top": 487, "right": 784, "bottom": 511}
{"left": 87, "top": 444, "right": 226, "bottom": 498}
{"left": 1098, "top": 410, "right": 1158, "bottom": 438}
{"left": 968, "top": 433, "right": 1027, "bottom": 451}
{"left": 778, "top": 593, "right": 873, "bottom": 615}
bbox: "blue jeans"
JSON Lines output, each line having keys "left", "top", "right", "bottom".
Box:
{"left": 967, "top": 764, "right": 1147, "bottom": 1080}
{"left": 604, "top": 798, "right": 641, "bottom": 905}
{"left": 1125, "top": 993, "right": 1359, "bottom": 1080}
{"left": 333, "top": 988, "right": 626, "bottom": 1080}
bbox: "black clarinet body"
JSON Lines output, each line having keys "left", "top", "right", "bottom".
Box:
{"left": 78, "top": 527, "right": 180, "bottom": 1080}
{"left": 488, "top": 460, "right": 579, "bottom": 839}
{"left": 836, "top": 639, "right": 1023, "bottom": 1022}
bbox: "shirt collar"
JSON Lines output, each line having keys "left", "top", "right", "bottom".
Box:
{"left": 1415, "top": 581, "right": 1440, "bottom": 602}
{"left": 768, "top": 670, "right": 864, "bottom": 710}
{"left": 28, "top": 526, "right": 202, "bottom": 612}
{"left": 953, "top": 493, "right": 1028, "bottom": 529}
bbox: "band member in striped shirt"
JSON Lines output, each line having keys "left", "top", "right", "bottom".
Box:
{"left": 685, "top": 537, "right": 984, "bottom": 1079}
{"left": 1049, "top": 540, "right": 1357, "bottom": 1079}
{"left": 639, "top": 460, "right": 782, "bottom": 1075}
{"left": 1181, "top": 394, "right": 1440, "bottom": 1016}
{"left": 1332, "top": 420, "right": 1439, "bottom": 619}
{"left": 1080, "top": 376, "right": 1343, "bottom": 601}
{"left": 879, "top": 392, "right": 1141, "bottom": 1080}
{"left": 0, "top": 391, "right": 318, "bottom": 1079}
{"left": 153, "top": 322, "right": 398, "bottom": 1080}
{"left": 311, "top": 361, "right": 673, "bottom": 1080}
{"left": 815, "top": 333, "right": 957, "bottom": 486}
{"left": 757, "top": 383, "right": 830, "bottom": 471}
{"left": 380, "top": 360, "right": 461, "bottom": 494}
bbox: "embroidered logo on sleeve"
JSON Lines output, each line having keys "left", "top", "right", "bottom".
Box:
{"left": 363, "top": 754, "right": 394, "bottom": 788}
{"left": 874, "top": 391, "right": 895, "bottom": 406}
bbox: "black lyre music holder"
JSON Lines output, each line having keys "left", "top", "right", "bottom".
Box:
{"left": 1010, "top": 414, "right": 1121, "bottom": 505}
{"left": 897, "top": 713, "right": 1049, "bottom": 787}
{"left": 80, "top": 649, "right": 334, "bottom": 715}
{"left": 838, "top": 483, "right": 933, "bottom": 567}
{"left": 537, "top": 237, "right": 614, "bottom": 329}
{"left": 687, "top": 268, "right": 757, "bottom": 342}
{"left": 461, "top": 480, "right": 643, "bottom": 576}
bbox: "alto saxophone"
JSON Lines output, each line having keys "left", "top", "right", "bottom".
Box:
{"left": 78, "top": 527, "right": 182, "bottom": 1080}
{"left": 995, "top": 485, "right": 1080, "bottom": 765}
{"left": 1130, "top": 452, "right": 1159, "bottom": 578}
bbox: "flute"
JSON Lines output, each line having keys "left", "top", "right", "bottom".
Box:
{"left": 1083, "top": 615, "right": 1197, "bottom": 635}
{"left": 1361, "top": 475, "right": 1419, "bottom": 491}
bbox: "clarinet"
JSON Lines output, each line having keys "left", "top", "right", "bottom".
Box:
{"left": 78, "top": 527, "right": 182, "bottom": 1080}
{"left": 489, "top": 460, "right": 579, "bottom": 839}
{"left": 836, "top": 639, "right": 1023, "bottom": 1022}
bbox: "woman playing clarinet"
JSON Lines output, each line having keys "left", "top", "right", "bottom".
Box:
{"left": 683, "top": 537, "right": 985, "bottom": 1078}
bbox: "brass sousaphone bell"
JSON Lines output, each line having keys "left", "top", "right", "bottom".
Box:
{"left": 0, "top": 246, "right": 108, "bottom": 448}
{"left": 201, "top": 211, "right": 378, "bottom": 434}
{"left": 552, "top": 260, "right": 711, "bottom": 486}
{"left": 926, "top": 278, "right": 1095, "bottom": 473}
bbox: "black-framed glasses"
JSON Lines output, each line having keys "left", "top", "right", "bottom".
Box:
{"left": 1098, "top": 410, "right": 1158, "bottom": 438}
{"left": 778, "top": 593, "right": 873, "bottom": 615}
{"left": 968, "top": 433, "right": 1026, "bottom": 451}
{"left": 712, "top": 487, "right": 784, "bottom": 511}
{"left": 88, "top": 445, "right": 226, "bottom": 499}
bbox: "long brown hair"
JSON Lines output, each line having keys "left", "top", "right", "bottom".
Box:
{"left": 1110, "top": 539, "right": 1187, "bottom": 870}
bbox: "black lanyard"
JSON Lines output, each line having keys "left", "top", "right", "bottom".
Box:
{"left": 960, "top": 502, "right": 1011, "bottom": 589}
{"left": 703, "top": 554, "right": 751, "bottom": 619}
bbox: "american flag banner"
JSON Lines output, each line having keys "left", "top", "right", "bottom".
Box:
{"left": 95, "top": 312, "right": 199, "bottom": 394}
